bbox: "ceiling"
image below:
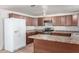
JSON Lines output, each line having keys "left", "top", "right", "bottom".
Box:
{"left": 0, "top": 5, "right": 79, "bottom": 16}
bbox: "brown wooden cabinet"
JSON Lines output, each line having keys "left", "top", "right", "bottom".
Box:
{"left": 72, "top": 15, "right": 78, "bottom": 26}
{"left": 51, "top": 32, "right": 71, "bottom": 36}
{"left": 52, "top": 16, "right": 62, "bottom": 26}
{"left": 26, "top": 32, "right": 36, "bottom": 44}
{"left": 38, "top": 18, "right": 44, "bottom": 26}
{"left": 9, "top": 13, "right": 38, "bottom": 26}
{"left": 26, "top": 17, "right": 38, "bottom": 26}
{"left": 60, "top": 16, "right": 66, "bottom": 26}
{"left": 26, "top": 31, "right": 44, "bottom": 44}
{"left": 65, "top": 15, "right": 72, "bottom": 26}
{"left": 51, "top": 15, "right": 78, "bottom": 26}
{"left": 9, "top": 13, "right": 26, "bottom": 19}
{"left": 9, "top": 13, "right": 78, "bottom": 26}
{"left": 32, "top": 18, "right": 38, "bottom": 26}
{"left": 52, "top": 17, "right": 56, "bottom": 26}
{"left": 26, "top": 17, "right": 32, "bottom": 26}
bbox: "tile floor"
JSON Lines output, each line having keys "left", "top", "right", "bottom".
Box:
{"left": 0, "top": 43, "right": 34, "bottom": 53}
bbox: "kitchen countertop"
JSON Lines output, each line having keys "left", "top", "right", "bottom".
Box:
{"left": 51, "top": 30, "right": 79, "bottom": 33}
{"left": 26, "top": 29, "right": 79, "bottom": 33}
{"left": 26, "top": 29, "right": 43, "bottom": 33}
{"left": 28, "top": 34, "right": 79, "bottom": 45}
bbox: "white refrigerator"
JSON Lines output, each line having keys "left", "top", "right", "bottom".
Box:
{"left": 4, "top": 18, "right": 26, "bottom": 52}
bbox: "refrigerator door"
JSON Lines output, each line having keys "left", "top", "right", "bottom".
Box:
{"left": 13, "top": 19, "right": 26, "bottom": 50}
{"left": 4, "top": 19, "right": 15, "bottom": 52}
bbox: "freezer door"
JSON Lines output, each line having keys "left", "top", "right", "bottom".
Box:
{"left": 13, "top": 19, "right": 26, "bottom": 51}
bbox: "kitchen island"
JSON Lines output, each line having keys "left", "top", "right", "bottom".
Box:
{"left": 28, "top": 34, "right": 79, "bottom": 53}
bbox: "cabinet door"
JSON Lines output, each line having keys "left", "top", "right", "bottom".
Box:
{"left": 72, "top": 15, "right": 78, "bottom": 26}
{"left": 26, "top": 17, "right": 32, "bottom": 26}
{"left": 52, "top": 17, "right": 56, "bottom": 26}
{"left": 32, "top": 18, "right": 38, "bottom": 26}
{"left": 26, "top": 17, "right": 38, "bottom": 26}
{"left": 52, "top": 16, "right": 61, "bottom": 26}
{"left": 38, "top": 18, "right": 43, "bottom": 26}
{"left": 65, "top": 15, "right": 72, "bottom": 26}
{"left": 26, "top": 32, "right": 36, "bottom": 44}
{"left": 60, "top": 16, "right": 66, "bottom": 26}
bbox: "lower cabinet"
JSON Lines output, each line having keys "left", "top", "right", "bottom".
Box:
{"left": 51, "top": 32, "right": 71, "bottom": 36}
{"left": 26, "top": 32, "right": 42, "bottom": 44}
{"left": 26, "top": 32, "right": 35, "bottom": 44}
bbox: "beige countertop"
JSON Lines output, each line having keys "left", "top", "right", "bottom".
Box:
{"left": 26, "top": 30, "right": 79, "bottom": 33}
{"left": 28, "top": 34, "right": 79, "bottom": 45}
{"left": 51, "top": 30, "right": 79, "bottom": 33}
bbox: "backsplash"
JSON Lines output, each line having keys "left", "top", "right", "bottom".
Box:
{"left": 26, "top": 26, "right": 36, "bottom": 30}
{"left": 53, "top": 26, "right": 79, "bottom": 31}
{"left": 26, "top": 26, "right": 79, "bottom": 31}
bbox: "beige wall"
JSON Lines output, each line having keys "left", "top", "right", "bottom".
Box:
{"left": 0, "top": 19, "right": 3, "bottom": 50}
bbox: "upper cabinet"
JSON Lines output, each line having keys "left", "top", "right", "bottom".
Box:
{"left": 26, "top": 17, "right": 44, "bottom": 26}
{"left": 72, "top": 15, "right": 78, "bottom": 26}
{"left": 9, "top": 13, "right": 38, "bottom": 26}
{"left": 52, "top": 15, "right": 78, "bottom": 26}
{"left": 9, "top": 13, "right": 79, "bottom": 26}
{"left": 26, "top": 17, "right": 32, "bottom": 26}
{"left": 52, "top": 16, "right": 65, "bottom": 26}
{"left": 60, "top": 16, "right": 66, "bottom": 26}
{"left": 65, "top": 15, "right": 72, "bottom": 26}
{"left": 26, "top": 17, "right": 38, "bottom": 26}
{"left": 38, "top": 18, "right": 44, "bottom": 26}
{"left": 9, "top": 13, "right": 26, "bottom": 19}
{"left": 52, "top": 16, "right": 61, "bottom": 26}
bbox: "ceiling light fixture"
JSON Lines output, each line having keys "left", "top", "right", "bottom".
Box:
{"left": 30, "top": 5, "right": 36, "bottom": 7}
{"left": 30, "top": 5, "right": 48, "bottom": 16}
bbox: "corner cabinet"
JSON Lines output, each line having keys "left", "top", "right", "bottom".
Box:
{"left": 26, "top": 17, "right": 38, "bottom": 26}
